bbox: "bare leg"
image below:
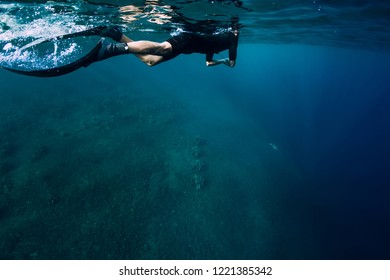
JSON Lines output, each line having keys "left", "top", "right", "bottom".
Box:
{"left": 123, "top": 40, "right": 169, "bottom": 55}
{"left": 119, "top": 34, "right": 171, "bottom": 66}
{"left": 135, "top": 54, "right": 166, "bottom": 66}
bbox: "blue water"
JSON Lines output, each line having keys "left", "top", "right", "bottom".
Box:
{"left": 1, "top": 0, "right": 390, "bottom": 259}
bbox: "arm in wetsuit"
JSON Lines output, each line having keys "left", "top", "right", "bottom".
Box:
{"left": 206, "top": 30, "right": 239, "bottom": 67}
{"left": 205, "top": 52, "right": 230, "bottom": 67}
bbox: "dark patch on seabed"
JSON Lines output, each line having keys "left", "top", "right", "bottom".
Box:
{"left": 0, "top": 54, "right": 300, "bottom": 259}
{"left": 1, "top": 48, "right": 389, "bottom": 260}
{"left": 0, "top": 59, "right": 274, "bottom": 259}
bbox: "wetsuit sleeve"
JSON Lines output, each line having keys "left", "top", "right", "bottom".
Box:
{"left": 228, "top": 34, "right": 238, "bottom": 61}
{"left": 206, "top": 52, "right": 214, "bottom": 62}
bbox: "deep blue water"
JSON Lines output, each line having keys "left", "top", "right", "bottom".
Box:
{"left": 1, "top": 0, "right": 390, "bottom": 259}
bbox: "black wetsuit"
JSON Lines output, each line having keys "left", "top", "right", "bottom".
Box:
{"left": 165, "top": 30, "right": 238, "bottom": 62}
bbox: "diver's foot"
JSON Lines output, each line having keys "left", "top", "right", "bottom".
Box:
{"left": 97, "top": 38, "right": 128, "bottom": 60}
{"left": 99, "top": 26, "right": 123, "bottom": 42}
{"left": 86, "top": 26, "right": 107, "bottom": 35}
{"left": 83, "top": 38, "right": 129, "bottom": 67}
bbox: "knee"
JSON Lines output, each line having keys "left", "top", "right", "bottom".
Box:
{"left": 159, "top": 41, "right": 172, "bottom": 56}
{"left": 142, "top": 57, "right": 158, "bottom": 67}
{"left": 140, "top": 54, "right": 163, "bottom": 66}
{"left": 145, "top": 61, "right": 156, "bottom": 67}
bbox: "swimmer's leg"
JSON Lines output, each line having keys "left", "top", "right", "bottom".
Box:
{"left": 135, "top": 54, "right": 165, "bottom": 67}
{"left": 82, "top": 38, "right": 129, "bottom": 67}
{"left": 118, "top": 34, "right": 171, "bottom": 66}
{"left": 99, "top": 26, "right": 124, "bottom": 42}
{"left": 85, "top": 28, "right": 170, "bottom": 66}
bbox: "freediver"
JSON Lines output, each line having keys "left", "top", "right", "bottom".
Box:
{"left": 92, "top": 19, "right": 239, "bottom": 68}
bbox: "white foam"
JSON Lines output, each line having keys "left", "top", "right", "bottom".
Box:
{"left": 2, "top": 43, "right": 13, "bottom": 51}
